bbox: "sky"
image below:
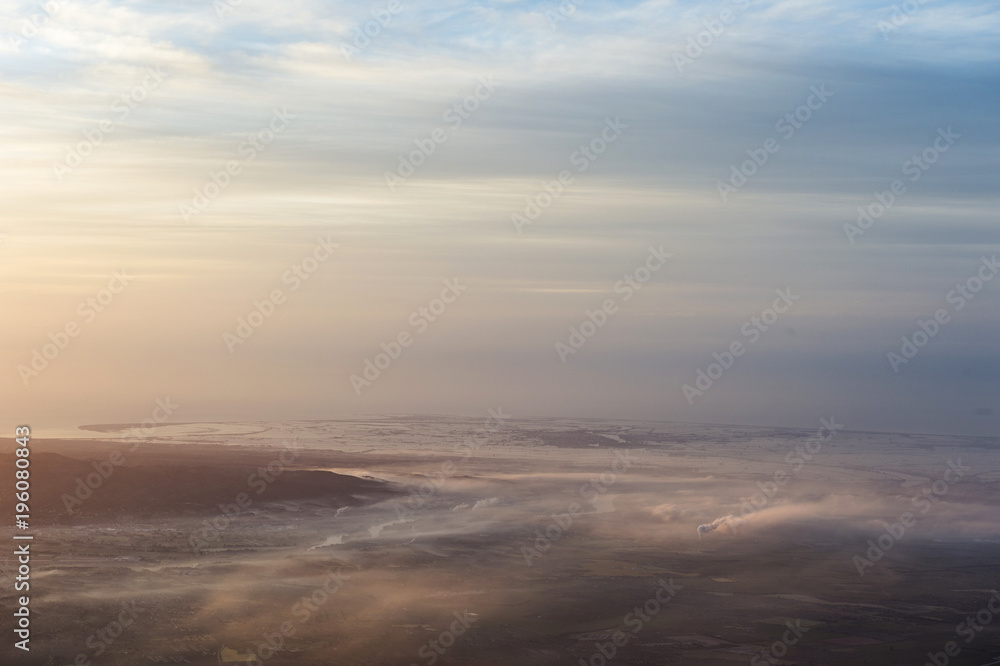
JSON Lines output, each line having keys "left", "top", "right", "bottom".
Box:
{"left": 1, "top": 0, "right": 998, "bottom": 436}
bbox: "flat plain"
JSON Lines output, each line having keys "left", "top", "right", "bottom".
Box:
{"left": 2, "top": 417, "right": 998, "bottom": 665}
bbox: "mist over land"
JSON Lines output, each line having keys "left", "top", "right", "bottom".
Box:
{"left": 3, "top": 418, "right": 998, "bottom": 665}
{"left": 2, "top": 0, "right": 999, "bottom": 439}
{"left": 3, "top": 0, "right": 999, "bottom": 664}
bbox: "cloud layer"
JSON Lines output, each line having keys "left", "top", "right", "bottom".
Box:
{"left": 1, "top": 0, "right": 998, "bottom": 434}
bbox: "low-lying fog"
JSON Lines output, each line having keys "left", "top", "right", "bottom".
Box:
{"left": 8, "top": 417, "right": 999, "bottom": 665}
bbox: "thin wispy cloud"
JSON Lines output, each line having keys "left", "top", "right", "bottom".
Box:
{"left": 0, "top": 0, "right": 996, "bottom": 435}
